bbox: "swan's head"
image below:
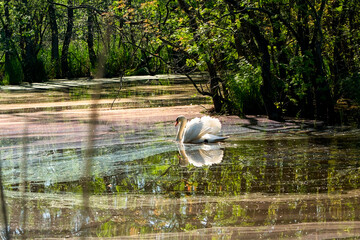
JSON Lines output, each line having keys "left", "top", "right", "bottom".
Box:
{"left": 175, "top": 115, "right": 186, "bottom": 127}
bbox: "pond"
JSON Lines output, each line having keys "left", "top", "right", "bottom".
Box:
{"left": 1, "top": 77, "right": 360, "bottom": 239}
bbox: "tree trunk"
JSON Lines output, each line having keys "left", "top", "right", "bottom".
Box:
{"left": 226, "top": 0, "right": 282, "bottom": 120}
{"left": 296, "top": 2, "right": 315, "bottom": 119}
{"left": 48, "top": 0, "right": 60, "bottom": 78}
{"left": 87, "top": 9, "right": 97, "bottom": 70}
{"left": 61, "top": 0, "right": 74, "bottom": 78}
{"left": 330, "top": 0, "right": 350, "bottom": 101}
{"left": 177, "top": 0, "right": 224, "bottom": 113}
{"left": 312, "top": 43, "right": 335, "bottom": 123}
{"left": 307, "top": 0, "right": 334, "bottom": 122}
{"left": 20, "top": 0, "right": 45, "bottom": 83}
{"left": 3, "top": 0, "right": 23, "bottom": 84}
{"left": 207, "top": 62, "right": 224, "bottom": 112}
{"left": 248, "top": 21, "right": 283, "bottom": 121}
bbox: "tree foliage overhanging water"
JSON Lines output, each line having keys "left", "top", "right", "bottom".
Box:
{"left": 1, "top": 0, "right": 360, "bottom": 122}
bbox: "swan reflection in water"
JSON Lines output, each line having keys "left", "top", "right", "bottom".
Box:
{"left": 177, "top": 143, "right": 224, "bottom": 167}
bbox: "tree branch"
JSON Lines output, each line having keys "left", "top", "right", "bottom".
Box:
{"left": 184, "top": 73, "right": 212, "bottom": 97}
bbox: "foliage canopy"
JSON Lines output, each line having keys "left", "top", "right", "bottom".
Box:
{"left": 0, "top": 0, "right": 359, "bottom": 123}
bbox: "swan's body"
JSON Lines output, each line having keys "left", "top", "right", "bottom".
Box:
{"left": 175, "top": 115, "right": 227, "bottom": 143}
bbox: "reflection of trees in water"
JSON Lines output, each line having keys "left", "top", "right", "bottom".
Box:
{"left": 2, "top": 137, "right": 360, "bottom": 197}
{"left": 1, "top": 115, "right": 360, "bottom": 238}
{"left": 93, "top": 136, "right": 360, "bottom": 198}
{"left": 4, "top": 136, "right": 359, "bottom": 197}
{"left": 4, "top": 189, "right": 360, "bottom": 238}
{"left": 3, "top": 167, "right": 360, "bottom": 238}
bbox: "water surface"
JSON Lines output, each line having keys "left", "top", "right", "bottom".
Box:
{"left": 1, "top": 79, "right": 360, "bottom": 239}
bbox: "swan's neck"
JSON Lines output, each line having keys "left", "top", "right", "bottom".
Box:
{"left": 176, "top": 119, "right": 187, "bottom": 142}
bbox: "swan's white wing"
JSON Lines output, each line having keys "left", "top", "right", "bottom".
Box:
{"left": 183, "top": 116, "right": 222, "bottom": 143}
{"left": 183, "top": 118, "right": 208, "bottom": 143}
{"left": 200, "top": 116, "right": 221, "bottom": 134}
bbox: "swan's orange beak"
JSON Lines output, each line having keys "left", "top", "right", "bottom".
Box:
{"left": 175, "top": 120, "right": 178, "bottom": 127}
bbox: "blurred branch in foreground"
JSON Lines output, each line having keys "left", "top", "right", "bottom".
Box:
{"left": 0, "top": 152, "right": 10, "bottom": 240}
{"left": 20, "top": 122, "right": 29, "bottom": 240}
{"left": 81, "top": 84, "right": 100, "bottom": 237}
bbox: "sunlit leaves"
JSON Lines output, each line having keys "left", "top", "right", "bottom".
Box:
{"left": 140, "top": 0, "right": 157, "bottom": 10}
{"left": 186, "top": 58, "right": 197, "bottom": 67}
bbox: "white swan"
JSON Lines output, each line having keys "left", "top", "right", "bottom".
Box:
{"left": 175, "top": 115, "right": 228, "bottom": 143}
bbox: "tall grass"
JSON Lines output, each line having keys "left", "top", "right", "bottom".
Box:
{"left": 225, "top": 58, "right": 264, "bottom": 115}
{"left": 68, "top": 43, "right": 91, "bottom": 78}
{"left": 2, "top": 56, "right": 23, "bottom": 85}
